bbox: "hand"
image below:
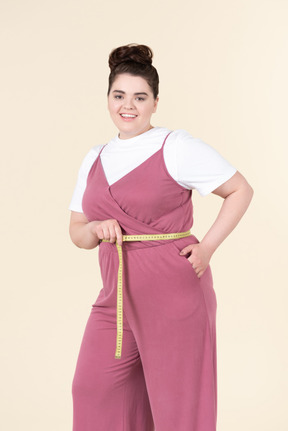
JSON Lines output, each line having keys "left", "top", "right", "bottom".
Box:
{"left": 179, "top": 242, "right": 213, "bottom": 278}
{"left": 90, "top": 219, "right": 123, "bottom": 246}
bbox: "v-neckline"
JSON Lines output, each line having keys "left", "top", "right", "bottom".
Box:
{"left": 98, "top": 147, "right": 162, "bottom": 189}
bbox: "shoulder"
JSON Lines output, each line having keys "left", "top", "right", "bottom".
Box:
{"left": 167, "top": 129, "right": 200, "bottom": 145}
{"left": 164, "top": 129, "right": 206, "bottom": 154}
{"left": 80, "top": 144, "right": 104, "bottom": 165}
{"left": 177, "top": 129, "right": 210, "bottom": 143}
{"left": 85, "top": 143, "right": 104, "bottom": 159}
{"left": 167, "top": 129, "right": 223, "bottom": 155}
{"left": 165, "top": 129, "right": 236, "bottom": 170}
{"left": 76, "top": 144, "right": 105, "bottom": 177}
{"left": 171, "top": 129, "right": 193, "bottom": 139}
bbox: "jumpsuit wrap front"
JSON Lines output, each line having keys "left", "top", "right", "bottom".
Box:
{"left": 72, "top": 132, "right": 218, "bottom": 431}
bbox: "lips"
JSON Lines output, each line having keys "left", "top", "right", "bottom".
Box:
{"left": 120, "top": 113, "right": 137, "bottom": 118}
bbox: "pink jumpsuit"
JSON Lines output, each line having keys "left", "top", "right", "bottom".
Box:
{"left": 72, "top": 132, "right": 217, "bottom": 431}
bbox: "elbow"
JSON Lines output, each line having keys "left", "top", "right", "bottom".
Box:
{"left": 69, "top": 226, "right": 82, "bottom": 248}
{"left": 227, "top": 178, "right": 254, "bottom": 204}
{"left": 246, "top": 182, "right": 254, "bottom": 201}
{"left": 238, "top": 171, "right": 254, "bottom": 200}
{"left": 241, "top": 181, "right": 254, "bottom": 208}
{"left": 69, "top": 234, "right": 81, "bottom": 248}
{"left": 72, "top": 239, "right": 84, "bottom": 249}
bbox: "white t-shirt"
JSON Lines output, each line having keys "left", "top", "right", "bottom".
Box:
{"left": 69, "top": 127, "right": 237, "bottom": 213}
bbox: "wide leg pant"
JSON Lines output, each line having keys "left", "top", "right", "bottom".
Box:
{"left": 72, "top": 238, "right": 217, "bottom": 431}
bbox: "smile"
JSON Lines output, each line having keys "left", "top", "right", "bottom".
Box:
{"left": 120, "top": 114, "right": 137, "bottom": 118}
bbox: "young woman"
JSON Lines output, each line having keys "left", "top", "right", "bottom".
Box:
{"left": 69, "top": 43, "right": 253, "bottom": 431}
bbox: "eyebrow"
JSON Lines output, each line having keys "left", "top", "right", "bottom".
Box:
{"left": 112, "top": 90, "right": 149, "bottom": 96}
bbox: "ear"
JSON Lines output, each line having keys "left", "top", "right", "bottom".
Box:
{"left": 152, "top": 96, "right": 159, "bottom": 113}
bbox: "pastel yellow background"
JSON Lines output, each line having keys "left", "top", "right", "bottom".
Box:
{"left": 1, "top": 0, "right": 287, "bottom": 429}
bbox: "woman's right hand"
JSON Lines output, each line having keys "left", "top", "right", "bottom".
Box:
{"left": 91, "top": 219, "right": 123, "bottom": 246}
{"left": 69, "top": 212, "right": 123, "bottom": 249}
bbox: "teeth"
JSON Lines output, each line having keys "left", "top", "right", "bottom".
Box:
{"left": 121, "top": 114, "right": 136, "bottom": 118}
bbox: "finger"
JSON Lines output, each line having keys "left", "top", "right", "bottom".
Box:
{"left": 190, "top": 261, "right": 201, "bottom": 276}
{"left": 193, "top": 265, "right": 199, "bottom": 275}
{"left": 187, "top": 257, "right": 196, "bottom": 267}
{"left": 180, "top": 247, "right": 189, "bottom": 255}
{"left": 199, "top": 270, "right": 204, "bottom": 278}
{"left": 180, "top": 243, "right": 195, "bottom": 255}
{"left": 108, "top": 226, "right": 117, "bottom": 243}
{"left": 188, "top": 259, "right": 198, "bottom": 273}
{"left": 180, "top": 246, "right": 190, "bottom": 255}
{"left": 102, "top": 226, "right": 110, "bottom": 241}
{"left": 198, "top": 267, "right": 207, "bottom": 278}
{"left": 187, "top": 256, "right": 196, "bottom": 267}
{"left": 114, "top": 224, "right": 123, "bottom": 246}
{"left": 186, "top": 257, "right": 192, "bottom": 266}
{"left": 96, "top": 227, "right": 104, "bottom": 240}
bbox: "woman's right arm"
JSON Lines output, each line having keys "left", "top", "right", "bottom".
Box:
{"left": 69, "top": 211, "right": 123, "bottom": 249}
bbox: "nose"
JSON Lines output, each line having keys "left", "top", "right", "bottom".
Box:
{"left": 123, "top": 98, "right": 135, "bottom": 110}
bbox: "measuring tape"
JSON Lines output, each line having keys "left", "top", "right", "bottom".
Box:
{"left": 101, "top": 230, "right": 192, "bottom": 359}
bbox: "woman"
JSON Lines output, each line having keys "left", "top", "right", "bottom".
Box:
{"left": 69, "top": 43, "right": 253, "bottom": 431}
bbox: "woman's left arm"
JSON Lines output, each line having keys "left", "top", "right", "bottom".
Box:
{"left": 180, "top": 171, "right": 254, "bottom": 278}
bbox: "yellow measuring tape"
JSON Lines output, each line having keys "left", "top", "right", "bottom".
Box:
{"left": 101, "top": 230, "right": 192, "bottom": 359}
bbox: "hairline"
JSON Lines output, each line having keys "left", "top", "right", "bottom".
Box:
{"left": 108, "top": 71, "right": 158, "bottom": 100}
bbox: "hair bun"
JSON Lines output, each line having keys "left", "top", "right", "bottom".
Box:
{"left": 109, "top": 43, "right": 153, "bottom": 71}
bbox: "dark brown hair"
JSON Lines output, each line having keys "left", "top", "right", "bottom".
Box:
{"left": 107, "top": 43, "right": 159, "bottom": 99}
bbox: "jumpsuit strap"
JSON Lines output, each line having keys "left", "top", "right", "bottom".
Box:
{"left": 161, "top": 131, "right": 173, "bottom": 148}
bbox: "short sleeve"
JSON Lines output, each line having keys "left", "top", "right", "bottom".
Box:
{"left": 68, "top": 146, "right": 102, "bottom": 212}
{"left": 174, "top": 130, "right": 237, "bottom": 196}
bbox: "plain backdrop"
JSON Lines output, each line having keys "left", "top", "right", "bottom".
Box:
{"left": 1, "top": 0, "right": 287, "bottom": 430}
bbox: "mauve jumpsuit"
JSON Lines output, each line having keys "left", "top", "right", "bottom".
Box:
{"left": 72, "top": 132, "right": 217, "bottom": 431}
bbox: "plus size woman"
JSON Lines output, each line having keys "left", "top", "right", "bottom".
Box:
{"left": 68, "top": 43, "right": 253, "bottom": 431}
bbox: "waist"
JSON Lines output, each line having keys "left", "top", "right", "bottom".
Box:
{"left": 100, "top": 230, "right": 192, "bottom": 251}
{"left": 101, "top": 230, "right": 192, "bottom": 243}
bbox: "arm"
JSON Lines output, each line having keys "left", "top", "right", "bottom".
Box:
{"left": 69, "top": 211, "right": 123, "bottom": 249}
{"left": 179, "top": 171, "right": 254, "bottom": 278}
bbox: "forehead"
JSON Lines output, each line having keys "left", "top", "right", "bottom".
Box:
{"left": 111, "top": 73, "right": 152, "bottom": 94}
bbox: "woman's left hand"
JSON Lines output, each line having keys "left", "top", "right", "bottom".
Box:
{"left": 179, "top": 243, "right": 213, "bottom": 278}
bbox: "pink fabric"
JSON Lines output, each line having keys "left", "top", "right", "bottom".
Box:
{"left": 72, "top": 132, "right": 217, "bottom": 430}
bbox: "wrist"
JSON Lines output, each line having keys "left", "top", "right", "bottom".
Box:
{"left": 87, "top": 220, "right": 100, "bottom": 241}
{"left": 199, "top": 239, "right": 217, "bottom": 257}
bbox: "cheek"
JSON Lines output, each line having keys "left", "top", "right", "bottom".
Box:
{"left": 108, "top": 98, "right": 120, "bottom": 111}
{"left": 108, "top": 103, "right": 119, "bottom": 116}
{"left": 137, "top": 103, "right": 152, "bottom": 115}
{"left": 143, "top": 106, "right": 156, "bottom": 117}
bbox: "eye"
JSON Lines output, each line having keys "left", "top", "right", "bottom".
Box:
{"left": 136, "top": 97, "right": 145, "bottom": 101}
{"left": 114, "top": 95, "right": 123, "bottom": 100}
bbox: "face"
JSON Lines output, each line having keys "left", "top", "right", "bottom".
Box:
{"left": 107, "top": 73, "right": 159, "bottom": 139}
